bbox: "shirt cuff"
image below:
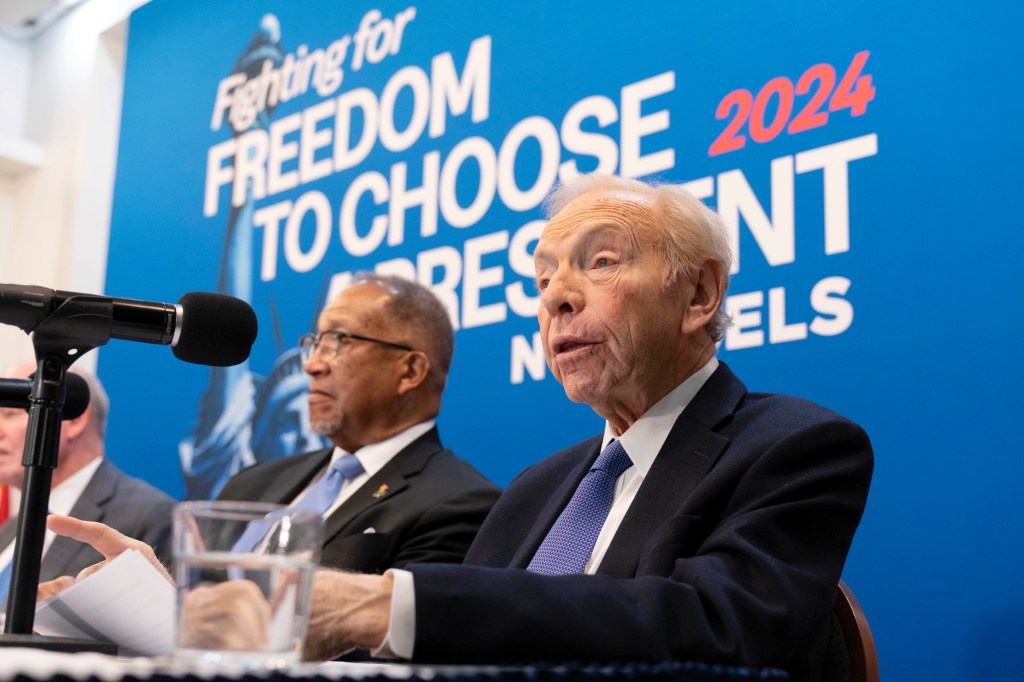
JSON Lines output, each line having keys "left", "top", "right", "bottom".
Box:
{"left": 371, "top": 568, "right": 415, "bottom": 659}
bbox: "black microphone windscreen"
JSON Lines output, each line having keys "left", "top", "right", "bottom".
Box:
{"left": 171, "top": 293, "right": 258, "bottom": 367}
{"left": 64, "top": 372, "right": 91, "bottom": 420}
{"left": 0, "top": 373, "right": 89, "bottom": 419}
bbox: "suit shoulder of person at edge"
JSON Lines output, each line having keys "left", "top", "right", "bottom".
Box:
{"left": 217, "top": 438, "right": 500, "bottom": 500}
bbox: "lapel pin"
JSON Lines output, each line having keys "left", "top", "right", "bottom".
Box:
{"left": 372, "top": 484, "right": 390, "bottom": 499}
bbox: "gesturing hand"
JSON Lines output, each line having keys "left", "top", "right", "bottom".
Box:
{"left": 36, "top": 515, "right": 173, "bottom": 599}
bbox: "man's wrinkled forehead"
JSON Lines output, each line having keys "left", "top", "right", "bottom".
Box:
{"left": 318, "top": 282, "right": 388, "bottom": 329}
{"left": 2, "top": 364, "right": 34, "bottom": 380}
{"left": 540, "top": 190, "right": 658, "bottom": 245}
{"left": 318, "top": 300, "right": 360, "bottom": 331}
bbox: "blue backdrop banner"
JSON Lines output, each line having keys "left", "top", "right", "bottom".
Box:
{"left": 101, "top": 2, "right": 1024, "bottom": 680}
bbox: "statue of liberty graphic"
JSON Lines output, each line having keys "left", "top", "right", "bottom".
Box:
{"left": 179, "top": 15, "right": 329, "bottom": 499}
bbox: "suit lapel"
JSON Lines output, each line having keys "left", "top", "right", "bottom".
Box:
{"left": 263, "top": 449, "right": 333, "bottom": 505}
{"left": 508, "top": 436, "right": 603, "bottom": 569}
{"left": 597, "top": 363, "right": 747, "bottom": 578}
{"left": 44, "top": 459, "right": 117, "bottom": 578}
{"left": 321, "top": 429, "right": 441, "bottom": 543}
{"left": 0, "top": 518, "right": 18, "bottom": 551}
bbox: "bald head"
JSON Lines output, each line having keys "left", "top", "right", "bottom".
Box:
{"left": 0, "top": 363, "right": 108, "bottom": 488}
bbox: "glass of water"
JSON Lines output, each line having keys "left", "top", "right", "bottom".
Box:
{"left": 172, "top": 501, "right": 323, "bottom": 670}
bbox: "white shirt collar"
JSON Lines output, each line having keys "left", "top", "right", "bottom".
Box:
{"left": 602, "top": 357, "right": 719, "bottom": 477}
{"left": 328, "top": 419, "right": 436, "bottom": 478}
{"left": 48, "top": 457, "right": 104, "bottom": 516}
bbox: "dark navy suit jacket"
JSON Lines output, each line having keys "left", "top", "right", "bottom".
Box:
{"left": 217, "top": 428, "right": 500, "bottom": 574}
{"left": 409, "top": 364, "right": 873, "bottom": 682}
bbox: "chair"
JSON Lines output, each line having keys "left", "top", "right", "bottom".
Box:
{"left": 830, "top": 579, "right": 879, "bottom": 682}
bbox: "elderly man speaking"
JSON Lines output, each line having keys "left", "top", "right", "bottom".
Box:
{"left": 49, "top": 174, "right": 872, "bottom": 681}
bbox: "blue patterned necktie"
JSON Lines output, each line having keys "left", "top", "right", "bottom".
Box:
{"left": 233, "top": 453, "right": 364, "bottom": 552}
{"left": 527, "top": 439, "right": 633, "bottom": 575}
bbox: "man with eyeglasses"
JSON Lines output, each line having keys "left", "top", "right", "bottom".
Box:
{"left": 212, "top": 272, "right": 501, "bottom": 574}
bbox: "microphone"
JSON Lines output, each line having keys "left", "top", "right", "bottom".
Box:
{"left": 0, "top": 284, "right": 258, "bottom": 367}
{"left": 0, "top": 372, "right": 91, "bottom": 420}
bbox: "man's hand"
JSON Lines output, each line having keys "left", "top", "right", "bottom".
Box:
{"left": 45, "top": 514, "right": 172, "bottom": 585}
{"left": 36, "top": 575, "right": 74, "bottom": 601}
{"left": 303, "top": 570, "right": 393, "bottom": 661}
{"left": 180, "top": 580, "right": 272, "bottom": 652}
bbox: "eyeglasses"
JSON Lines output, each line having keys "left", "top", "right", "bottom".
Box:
{"left": 298, "top": 330, "right": 414, "bottom": 362}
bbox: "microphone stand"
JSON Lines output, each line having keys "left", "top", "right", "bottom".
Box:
{"left": 1, "top": 296, "right": 117, "bottom": 653}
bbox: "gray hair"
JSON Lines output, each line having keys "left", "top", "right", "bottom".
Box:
{"left": 543, "top": 174, "right": 733, "bottom": 341}
{"left": 350, "top": 272, "right": 455, "bottom": 388}
{"left": 70, "top": 368, "right": 110, "bottom": 440}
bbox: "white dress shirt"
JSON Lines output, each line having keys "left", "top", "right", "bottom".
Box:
{"left": 0, "top": 457, "right": 105, "bottom": 571}
{"left": 378, "top": 358, "right": 719, "bottom": 659}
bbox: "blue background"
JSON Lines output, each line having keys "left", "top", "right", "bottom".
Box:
{"left": 99, "top": 1, "right": 1024, "bottom": 679}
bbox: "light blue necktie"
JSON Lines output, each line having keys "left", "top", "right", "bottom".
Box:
{"left": 0, "top": 559, "right": 11, "bottom": 605}
{"left": 527, "top": 440, "right": 633, "bottom": 575}
{"left": 233, "top": 454, "right": 364, "bottom": 552}
{"left": 290, "top": 453, "right": 365, "bottom": 517}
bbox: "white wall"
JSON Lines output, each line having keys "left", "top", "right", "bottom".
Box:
{"left": 0, "top": 34, "right": 32, "bottom": 138}
{"left": 0, "top": 0, "right": 150, "bottom": 370}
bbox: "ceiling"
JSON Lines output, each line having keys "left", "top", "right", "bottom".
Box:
{"left": 0, "top": 0, "right": 86, "bottom": 39}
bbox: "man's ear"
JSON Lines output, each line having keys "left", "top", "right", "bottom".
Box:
{"left": 681, "top": 260, "right": 726, "bottom": 335}
{"left": 60, "top": 403, "right": 92, "bottom": 442}
{"left": 396, "top": 351, "right": 431, "bottom": 396}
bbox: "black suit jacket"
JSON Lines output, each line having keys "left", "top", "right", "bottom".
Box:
{"left": 216, "top": 427, "right": 500, "bottom": 573}
{"left": 409, "top": 364, "right": 873, "bottom": 682}
{"left": 0, "top": 458, "right": 176, "bottom": 581}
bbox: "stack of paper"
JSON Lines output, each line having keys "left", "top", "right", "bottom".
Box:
{"left": 33, "top": 549, "right": 175, "bottom": 656}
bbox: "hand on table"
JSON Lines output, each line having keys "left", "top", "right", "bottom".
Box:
{"left": 303, "top": 569, "right": 394, "bottom": 661}
{"left": 179, "top": 579, "right": 272, "bottom": 652}
{"left": 37, "top": 515, "right": 394, "bottom": 662}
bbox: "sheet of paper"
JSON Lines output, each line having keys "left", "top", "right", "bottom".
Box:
{"left": 33, "top": 548, "right": 175, "bottom": 656}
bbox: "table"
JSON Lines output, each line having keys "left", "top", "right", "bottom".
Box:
{"left": 0, "top": 649, "right": 787, "bottom": 682}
